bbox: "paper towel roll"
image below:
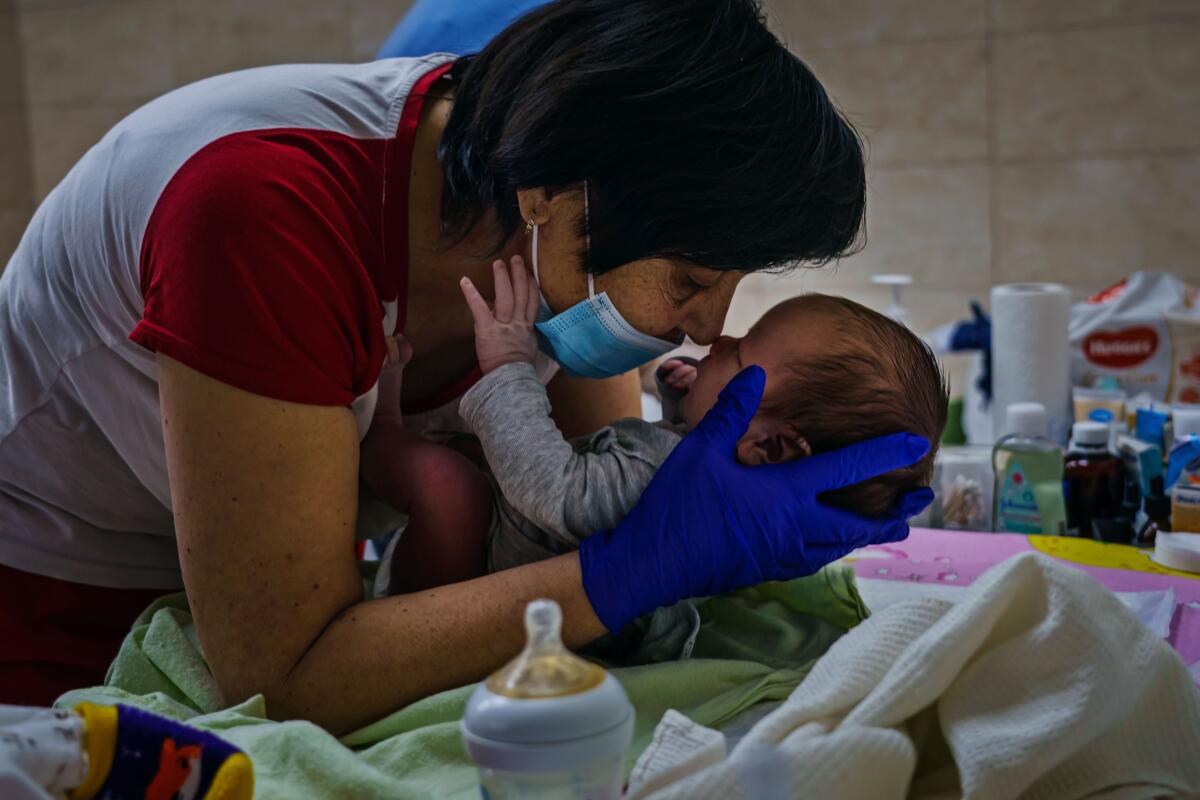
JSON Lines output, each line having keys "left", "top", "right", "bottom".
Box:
{"left": 991, "top": 283, "right": 1071, "bottom": 445}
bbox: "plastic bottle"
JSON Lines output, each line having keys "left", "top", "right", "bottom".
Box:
{"left": 1137, "top": 475, "right": 1172, "bottom": 546}
{"left": 1173, "top": 484, "right": 1200, "bottom": 532}
{"left": 1096, "top": 477, "right": 1139, "bottom": 544}
{"left": 461, "top": 599, "right": 635, "bottom": 800}
{"left": 935, "top": 446, "right": 994, "bottom": 530}
{"left": 993, "top": 402, "right": 1067, "bottom": 535}
{"left": 1063, "top": 421, "right": 1124, "bottom": 538}
{"left": 1167, "top": 406, "right": 1200, "bottom": 490}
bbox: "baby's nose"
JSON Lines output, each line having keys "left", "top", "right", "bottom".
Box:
{"left": 711, "top": 335, "right": 737, "bottom": 355}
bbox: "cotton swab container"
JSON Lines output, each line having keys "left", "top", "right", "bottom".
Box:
{"left": 461, "top": 599, "right": 634, "bottom": 799}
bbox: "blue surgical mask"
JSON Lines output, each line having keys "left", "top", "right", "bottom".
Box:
{"left": 530, "top": 184, "right": 681, "bottom": 379}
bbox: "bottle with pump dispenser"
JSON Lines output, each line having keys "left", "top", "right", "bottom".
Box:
{"left": 993, "top": 402, "right": 1067, "bottom": 535}
{"left": 461, "top": 599, "right": 634, "bottom": 800}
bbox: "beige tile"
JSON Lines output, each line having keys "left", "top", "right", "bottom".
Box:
{"left": 0, "top": 209, "right": 33, "bottom": 273}
{"left": 727, "top": 277, "right": 985, "bottom": 396}
{"left": 766, "top": 0, "right": 986, "bottom": 51}
{"left": 995, "top": 22, "right": 1200, "bottom": 160}
{"left": 759, "top": 165, "right": 990, "bottom": 292}
{"left": 0, "top": 109, "right": 32, "bottom": 210}
{"left": 19, "top": 0, "right": 172, "bottom": 104}
{"left": 991, "top": 0, "right": 1200, "bottom": 33}
{"left": 719, "top": 163, "right": 994, "bottom": 339}
{"left": 994, "top": 156, "right": 1200, "bottom": 288}
{"left": 27, "top": 100, "right": 142, "bottom": 200}
{"left": 15, "top": 1, "right": 120, "bottom": 7}
{"left": 0, "top": 11, "right": 26, "bottom": 105}
{"left": 731, "top": 275, "right": 990, "bottom": 335}
{"left": 349, "top": 0, "right": 416, "bottom": 62}
{"left": 172, "top": 0, "right": 352, "bottom": 86}
{"left": 805, "top": 39, "right": 987, "bottom": 165}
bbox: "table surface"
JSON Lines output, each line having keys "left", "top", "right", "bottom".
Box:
{"left": 850, "top": 528, "right": 1200, "bottom": 666}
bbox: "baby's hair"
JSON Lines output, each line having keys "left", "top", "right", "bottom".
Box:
{"left": 763, "top": 294, "right": 949, "bottom": 517}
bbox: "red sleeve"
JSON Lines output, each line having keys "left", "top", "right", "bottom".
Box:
{"left": 131, "top": 130, "right": 388, "bottom": 406}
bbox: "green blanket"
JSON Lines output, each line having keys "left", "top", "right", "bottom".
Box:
{"left": 58, "top": 567, "right": 866, "bottom": 800}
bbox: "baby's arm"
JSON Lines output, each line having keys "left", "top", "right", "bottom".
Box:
{"left": 458, "top": 259, "right": 671, "bottom": 541}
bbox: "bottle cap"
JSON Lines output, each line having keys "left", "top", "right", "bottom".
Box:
{"left": 1174, "top": 406, "right": 1200, "bottom": 440}
{"left": 1071, "top": 421, "right": 1110, "bottom": 448}
{"left": 1152, "top": 533, "right": 1200, "bottom": 574}
{"left": 1005, "top": 402, "right": 1047, "bottom": 439}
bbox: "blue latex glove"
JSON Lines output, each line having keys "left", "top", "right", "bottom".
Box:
{"left": 579, "top": 366, "right": 933, "bottom": 633}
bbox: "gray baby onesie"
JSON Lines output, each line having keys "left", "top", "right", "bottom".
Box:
{"left": 458, "top": 362, "right": 685, "bottom": 570}
{"left": 457, "top": 361, "right": 700, "bottom": 662}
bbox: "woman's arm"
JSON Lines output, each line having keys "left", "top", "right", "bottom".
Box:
{"left": 546, "top": 369, "right": 642, "bottom": 438}
{"left": 158, "top": 355, "right": 605, "bottom": 735}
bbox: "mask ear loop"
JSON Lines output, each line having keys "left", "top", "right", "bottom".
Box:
{"left": 529, "top": 181, "right": 595, "bottom": 297}
{"left": 583, "top": 180, "right": 596, "bottom": 300}
{"left": 531, "top": 221, "right": 540, "bottom": 282}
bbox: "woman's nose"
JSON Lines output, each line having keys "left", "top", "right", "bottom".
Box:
{"left": 683, "top": 273, "right": 742, "bottom": 345}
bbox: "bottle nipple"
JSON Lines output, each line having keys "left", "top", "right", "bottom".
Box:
{"left": 486, "top": 599, "right": 606, "bottom": 699}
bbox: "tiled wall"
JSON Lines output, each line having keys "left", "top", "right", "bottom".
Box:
{"left": 3, "top": 0, "right": 1199, "bottom": 348}
{"left": 724, "top": 0, "right": 1200, "bottom": 342}
{"left": 11, "top": 0, "right": 413, "bottom": 205}
{"left": 0, "top": 0, "right": 32, "bottom": 264}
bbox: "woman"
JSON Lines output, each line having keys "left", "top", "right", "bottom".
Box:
{"left": 0, "top": 0, "right": 930, "bottom": 733}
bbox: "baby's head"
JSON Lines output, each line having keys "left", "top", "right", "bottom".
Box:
{"left": 680, "top": 294, "right": 948, "bottom": 517}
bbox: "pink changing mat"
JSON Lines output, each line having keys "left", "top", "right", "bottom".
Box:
{"left": 853, "top": 528, "right": 1200, "bottom": 667}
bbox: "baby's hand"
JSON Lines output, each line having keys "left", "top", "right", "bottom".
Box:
{"left": 659, "top": 358, "right": 698, "bottom": 392}
{"left": 460, "top": 256, "right": 541, "bottom": 374}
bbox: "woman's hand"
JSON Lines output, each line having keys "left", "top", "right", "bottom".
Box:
{"left": 460, "top": 256, "right": 541, "bottom": 374}
{"left": 579, "top": 366, "right": 934, "bottom": 633}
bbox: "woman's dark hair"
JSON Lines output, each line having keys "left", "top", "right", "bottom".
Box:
{"left": 437, "top": 0, "right": 866, "bottom": 275}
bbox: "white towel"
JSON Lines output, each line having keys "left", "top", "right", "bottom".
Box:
{"left": 627, "top": 553, "right": 1200, "bottom": 800}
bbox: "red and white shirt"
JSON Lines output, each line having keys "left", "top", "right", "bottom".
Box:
{"left": 0, "top": 55, "right": 549, "bottom": 589}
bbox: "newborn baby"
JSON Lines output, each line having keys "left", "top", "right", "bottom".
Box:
{"left": 370, "top": 258, "right": 947, "bottom": 597}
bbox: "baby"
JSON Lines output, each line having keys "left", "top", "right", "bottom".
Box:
{"left": 368, "top": 259, "right": 947, "bottom": 600}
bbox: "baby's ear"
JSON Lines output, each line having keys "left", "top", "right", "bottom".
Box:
{"left": 736, "top": 417, "right": 811, "bottom": 465}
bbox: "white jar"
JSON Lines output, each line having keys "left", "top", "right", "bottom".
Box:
{"left": 462, "top": 600, "right": 635, "bottom": 799}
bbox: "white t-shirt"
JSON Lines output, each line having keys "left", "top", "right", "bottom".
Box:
{"left": 0, "top": 54, "right": 553, "bottom": 589}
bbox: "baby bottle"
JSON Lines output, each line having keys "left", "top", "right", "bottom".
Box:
{"left": 462, "top": 599, "right": 635, "bottom": 800}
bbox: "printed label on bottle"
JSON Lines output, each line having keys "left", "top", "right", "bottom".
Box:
{"left": 998, "top": 461, "right": 1044, "bottom": 534}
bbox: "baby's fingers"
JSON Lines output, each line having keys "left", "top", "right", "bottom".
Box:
{"left": 460, "top": 277, "right": 492, "bottom": 328}
{"left": 509, "top": 256, "right": 529, "bottom": 323}
{"left": 492, "top": 259, "right": 514, "bottom": 323}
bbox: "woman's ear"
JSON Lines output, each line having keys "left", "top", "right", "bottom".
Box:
{"left": 517, "top": 185, "right": 586, "bottom": 229}
{"left": 516, "top": 188, "right": 552, "bottom": 227}
{"left": 735, "top": 417, "right": 811, "bottom": 466}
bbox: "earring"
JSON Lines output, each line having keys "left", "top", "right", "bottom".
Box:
{"left": 524, "top": 213, "right": 536, "bottom": 235}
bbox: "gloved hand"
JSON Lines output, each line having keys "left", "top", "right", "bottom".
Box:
{"left": 579, "top": 366, "right": 933, "bottom": 633}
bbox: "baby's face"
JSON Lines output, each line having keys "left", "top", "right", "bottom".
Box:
{"left": 680, "top": 303, "right": 823, "bottom": 428}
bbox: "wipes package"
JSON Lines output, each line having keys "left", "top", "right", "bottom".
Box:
{"left": 1069, "top": 272, "right": 1197, "bottom": 401}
